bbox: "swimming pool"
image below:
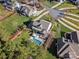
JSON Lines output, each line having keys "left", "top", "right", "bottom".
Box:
{"left": 31, "top": 34, "right": 44, "bottom": 46}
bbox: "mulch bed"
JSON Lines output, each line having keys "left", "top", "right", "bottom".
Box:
{"left": 9, "top": 30, "right": 23, "bottom": 41}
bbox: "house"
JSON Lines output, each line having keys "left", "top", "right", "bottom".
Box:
{"left": 32, "top": 20, "right": 52, "bottom": 34}
{"left": 14, "top": 2, "right": 32, "bottom": 16}
{"left": 29, "top": 20, "right": 53, "bottom": 46}
{"left": 17, "top": 0, "right": 44, "bottom": 16}
{"left": 0, "top": 0, "right": 12, "bottom": 10}
{"left": 57, "top": 31, "right": 79, "bottom": 59}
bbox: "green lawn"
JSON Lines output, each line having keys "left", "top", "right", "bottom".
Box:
{"left": 67, "top": 9, "right": 79, "bottom": 15}
{"left": 43, "top": 1, "right": 58, "bottom": 8}
{"left": 0, "top": 14, "right": 30, "bottom": 40}
{"left": 57, "top": 2, "right": 75, "bottom": 9}
{"left": 0, "top": 4, "right": 5, "bottom": 15}
{"left": 63, "top": 18, "right": 79, "bottom": 30}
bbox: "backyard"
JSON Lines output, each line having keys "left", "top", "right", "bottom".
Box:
{"left": 0, "top": 13, "right": 30, "bottom": 40}
{"left": 0, "top": 4, "right": 57, "bottom": 59}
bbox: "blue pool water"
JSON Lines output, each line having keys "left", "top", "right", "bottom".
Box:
{"left": 31, "top": 34, "right": 44, "bottom": 46}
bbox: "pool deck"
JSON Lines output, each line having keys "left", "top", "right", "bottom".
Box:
{"left": 31, "top": 33, "right": 44, "bottom": 46}
{"left": 31, "top": 31, "right": 54, "bottom": 49}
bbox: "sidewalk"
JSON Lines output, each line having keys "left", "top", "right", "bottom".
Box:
{"left": 58, "top": 19, "right": 77, "bottom": 31}
{"left": 34, "top": 2, "right": 62, "bottom": 21}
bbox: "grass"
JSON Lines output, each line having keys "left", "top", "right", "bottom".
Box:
{"left": 0, "top": 5, "right": 57, "bottom": 58}
{"left": 0, "top": 5, "right": 7, "bottom": 16}
{"left": 65, "top": 16, "right": 79, "bottom": 26}
{"left": 52, "top": 22, "right": 72, "bottom": 37}
{"left": 63, "top": 18, "right": 79, "bottom": 30}
{"left": 57, "top": 2, "right": 75, "bottom": 9}
{"left": 66, "top": 13, "right": 79, "bottom": 20}
{"left": 0, "top": 14, "right": 30, "bottom": 40}
{"left": 67, "top": 9, "right": 79, "bottom": 15}
{"left": 60, "top": 23, "right": 72, "bottom": 32}
{"left": 43, "top": 1, "right": 58, "bottom": 8}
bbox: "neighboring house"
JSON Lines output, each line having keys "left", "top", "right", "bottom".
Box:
{"left": 14, "top": 2, "right": 33, "bottom": 16}
{"left": 57, "top": 31, "right": 79, "bottom": 59}
{"left": 69, "top": 0, "right": 79, "bottom": 7}
{"left": 17, "top": 0, "right": 43, "bottom": 16}
{"left": 69, "top": 0, "right": 79, "bottom": 4}
{"left": 0, "top": 0, "right": 12, "bottom": 10}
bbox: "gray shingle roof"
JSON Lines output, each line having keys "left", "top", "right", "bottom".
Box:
{"left": 32, "top": 20, "right": 52, "bottom": 32}
{"left": 57, "top": 31, "right": 79, "bottom": 59}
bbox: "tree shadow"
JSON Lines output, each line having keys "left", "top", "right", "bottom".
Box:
{"left": 23, "top": 18, "right": 33, "bottom": 28}
{"left": 47, "top": 38, "right": 57, "bottom": 57}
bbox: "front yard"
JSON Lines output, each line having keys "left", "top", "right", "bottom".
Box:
{"left": 67, "top": 9, "right": 79, "bottom": 15}
{"left": 57, "top": 1, "right": 75, "bottom": 9}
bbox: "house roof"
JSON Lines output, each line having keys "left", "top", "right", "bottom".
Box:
{"left": 57, "top": 31, "right": 79, "bottom": 58}
{"left": 65, "top": 31, "right": 79, "bottom": 43}
{"left": 57, "top": 38, "right": 66, "bottom": 52}
{"left": 32, "top": 20, "right": 52, "bottom": 32}
{"left": 69, "top": 43, "right": 79, "bottom": 58}
{"left": 14, "top": 2, "right": 30, "bottom": 16}
{"left": 71, "top": 31, "right": 79, "bottom": 43}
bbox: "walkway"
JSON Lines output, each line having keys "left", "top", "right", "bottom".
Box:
{"left": 57, "top": 7, "right": 79, "bottom": 31}
{"left": 34, "top": 2, "right": 62, "bottom": 21}
{"left": 65, "top": 16, "right": 79, "bottom": 22}
{"left": 57, "top": 19, "right": 77, "bottom": 31}
{"left": 61, "top": 18, "right": 79, "bottom": 29}
{"left": 64, "top": 12, "right": 79, "bottom": 18}
{"left": 10, "top": 30, "right": 23, "bottom": 40}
